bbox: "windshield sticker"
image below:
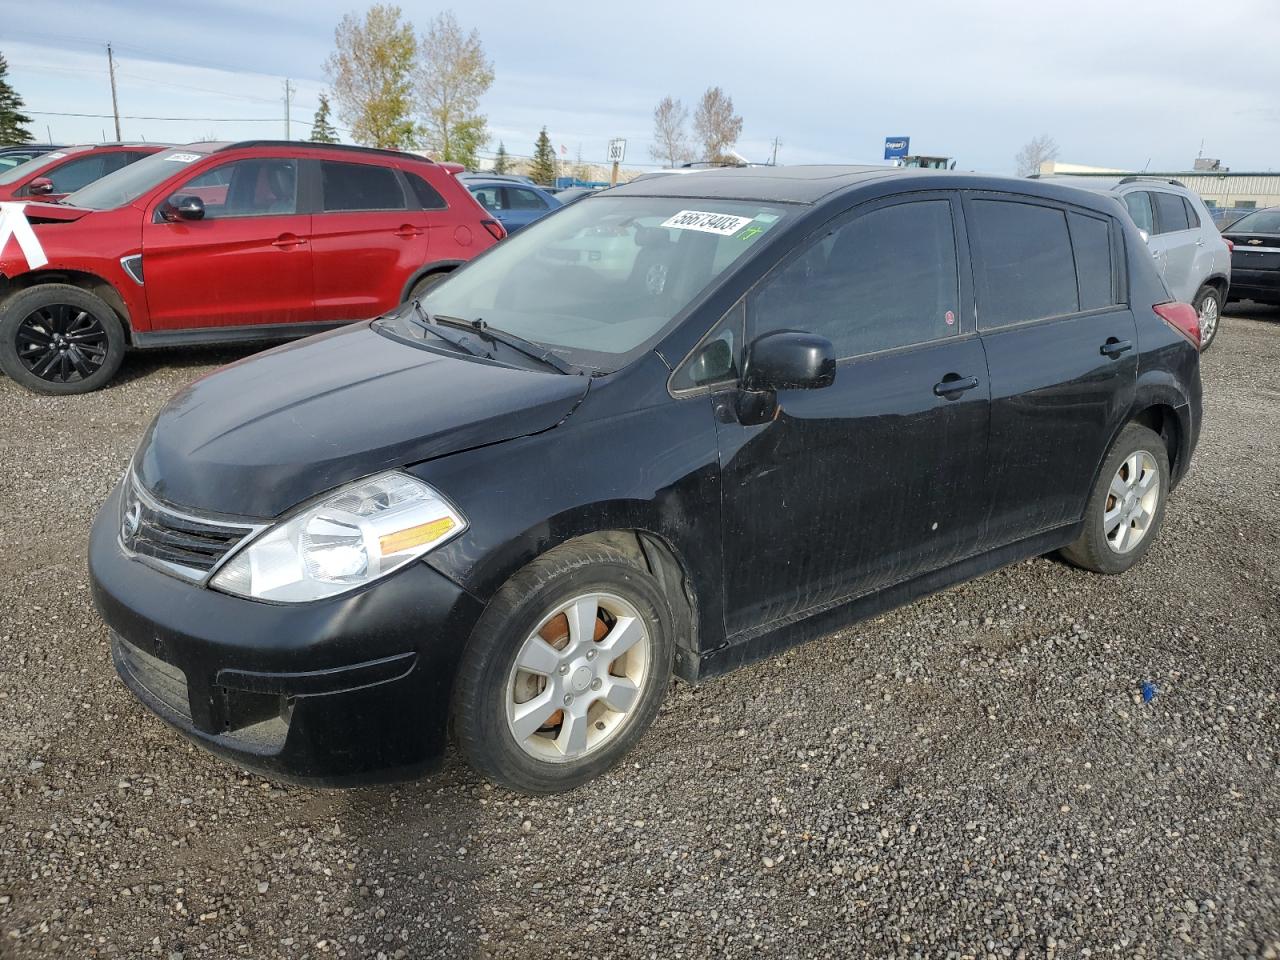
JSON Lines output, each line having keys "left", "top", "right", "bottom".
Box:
{"left": 738, "top": 226, "right": 765, "bottom": 241}
{"left": 43, "top": 152, "right": 66, "bottom": 160}
{"left": 661, "top": 210, "right": 755, "bottom": 236}
{"left": 165, "top": 153, "right": 201, "bottom": 163}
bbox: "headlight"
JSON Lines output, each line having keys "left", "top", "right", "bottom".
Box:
{"left": 210, "top": 472, "right": 466, "bottom": 603}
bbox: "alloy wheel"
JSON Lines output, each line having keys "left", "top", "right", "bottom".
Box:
{"left": 1103, "top": 450, "right": 1160, "bottom": 554}
{"left": 506, "top": 592, "right": 651, "bottom": 763}
{"left": 15, "top": 304, "right": 109, "bottom": 384}
{"left": 1198, "top": 294, "right": 1219, "bottom": 345}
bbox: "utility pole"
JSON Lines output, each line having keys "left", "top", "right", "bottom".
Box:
{"left": 283, "top": 79, "right": 295, "bottom": 140}
{"left": 106, "top": 43, "right": 121, "bottom": 141}
{"left": 770, "top": 136, "right": 781, "bottom": 166}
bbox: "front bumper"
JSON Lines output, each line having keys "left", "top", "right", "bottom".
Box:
{"left": 90, "top": 483, "right": 485, "bottom": 786}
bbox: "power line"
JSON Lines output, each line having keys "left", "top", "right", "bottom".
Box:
{"left": 29, "top": 110, "right": 290, "bottom": 123}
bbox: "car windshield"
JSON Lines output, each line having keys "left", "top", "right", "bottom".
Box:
{"left": 1228, "top": 209, "right": 1280, "bottom": 234}
{"left": 383, "top": 195, "right": 788, "bottom": 373}
{"left": 65, "top": 148, "right": 207, "bottom": 210}
{"left": 0, "top": 149, "right": 72, "bottom": 185}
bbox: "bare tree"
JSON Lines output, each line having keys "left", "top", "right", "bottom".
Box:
{"left": 417, "top": 11, "right": 494, "bottom": 168}
{"left": 1015, "top": 134, "right": 1060, "bottom": 177}
{"left": 693, "top": 87, "right": 743, "bottom": 164}
{"left": 650, "top": 96, "right": 693, "bottom": 168}
{"left": 324, "top": 5, "right": 418, "bottom": 149}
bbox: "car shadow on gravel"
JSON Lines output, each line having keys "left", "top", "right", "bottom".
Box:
{"left": 109, "top": 343, "right": 278, "bottom": 388}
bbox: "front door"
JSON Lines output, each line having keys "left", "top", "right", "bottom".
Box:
{"left": 143, "top": 155, "right": 314, "bottom": 331}
{"left": 715, "top": 194, "right": 991, "bottom": 636}
{"left": 964, "top": 194, "right": 1137, "bottom": 549}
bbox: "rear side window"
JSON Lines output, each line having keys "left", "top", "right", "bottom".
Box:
{"left": 751, "top": 199, "right": 960, "bottom": 358}
{"left": 970, "top": 199, "right": 1078, "bottom": 328}
{"left": 1067, "top": 212, "right": 1116, "bottom": 311}
{"left": 320, "top": 161, "right": 406, "bottom": 212}
{"left": 507, "top": 187, "right": 548, "bottom": 211}
{"left": 1123, "top": 192, "right": 1155, "bottom": 234}
{"left": 471, "top": 185, "right": 502, "bottom": 211}
{"left": 1152, "top": 191, "right": 1190, "bottom": 233}
{"left": 1182, "top": 196, "right": 1201, "bottom": 229}
{"left": 405, "top": 172, "right": 447, "bottom": 210}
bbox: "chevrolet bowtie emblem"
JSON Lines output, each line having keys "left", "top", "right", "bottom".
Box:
{"left": 1248, "top": 239, "right": 1263, "bottom": 245}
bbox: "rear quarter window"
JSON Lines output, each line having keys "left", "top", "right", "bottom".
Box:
{"left": 405, "top": 171, "right": 447, "bottom": 210}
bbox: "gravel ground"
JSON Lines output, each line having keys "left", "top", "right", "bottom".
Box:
{"left": 1, "top": 307, "right": 1279, "bottom": 960}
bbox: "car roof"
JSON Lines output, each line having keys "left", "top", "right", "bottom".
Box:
{"left": 211, "top": 140, "right": 436, "bottom": 165}
{"left": 610, "top": 165, "right": 1128, "bottom": 214}
{"left": 1033, "top": 174, "right": 1189, "bottom": 194}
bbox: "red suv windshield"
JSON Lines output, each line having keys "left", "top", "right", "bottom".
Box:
{"left": 67, "top": 148, "right": 209, "bottom": 210}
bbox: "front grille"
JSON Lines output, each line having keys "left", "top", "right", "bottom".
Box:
{"left": 112, "top": 632, "right": 192, "bottom": 722}
{"left": 119, "top": 473, "right": 262, "bottom": 583}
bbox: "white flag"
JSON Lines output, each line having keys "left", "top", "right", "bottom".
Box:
{"left": 0, "top": 202, "right": 48, "bottom": 270}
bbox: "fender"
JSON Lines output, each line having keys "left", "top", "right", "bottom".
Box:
{"left": 399, "top": 259, "right": 466, "bottom": 302}
{"left": 1088, "top": 368, "right": 1194, "bottom": 498}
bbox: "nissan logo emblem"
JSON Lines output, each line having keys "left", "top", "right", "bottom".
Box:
{"left": 121, "top": 499, "right": 142, "bottom": 541}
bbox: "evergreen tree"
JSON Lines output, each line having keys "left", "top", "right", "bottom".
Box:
{"left": 0, "top": 54, "right": 33, "bottom": 144}
{"left": 309, "top": 93, "right": 339, "bottom": 143}
{"left": 492, "top": 141, "right": 509, "bottom": 174}
{"left": 529, "top": 127, "right": 556, "bottom": 185}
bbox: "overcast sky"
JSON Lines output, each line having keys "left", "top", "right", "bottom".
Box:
{"left": 6, "top": 0, "right": 1279, "bottom": 174}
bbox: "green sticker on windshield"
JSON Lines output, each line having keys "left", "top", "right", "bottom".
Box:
{"left": 738, "top": 226, "right": 765, "bottom": 240}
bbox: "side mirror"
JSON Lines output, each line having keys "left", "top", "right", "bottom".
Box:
{"left": 1138, "top": 228, "right": 1150, "bottom": 244}
{"left": 27, "top": 177, "right": 54, "bottom": 196}
{"left": 172, "top": 195, "right": 206, "bottom": 220}
{"left": 743, "top": 330, "right": 836, "bottom": 392}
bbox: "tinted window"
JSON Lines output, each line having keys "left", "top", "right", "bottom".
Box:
{"left": 507, "top": 187, "right": 547, "bottom": 211}
{"left": 1152, "top": 191, "right": 1190, "bottom": 233}
{"left": 1227, "top": 208, "right": 1280, "bottom": 233}
{"left": 405, "top": 172, "right": 447, "bottom": 210}
{"left": 970, "top": 199, "right": 1078, "bottom": 328}
{"left": 321, "top": 161, "right": 405, "bottom": 211}
{"left": 43, "top": 154, "right": 119, "bottom": 194}
{"left": 471, "top": 185, "right": 503, "bottom": 211}
{"left": 172, "top": 159, "right": 297, "bottom": 218}
{"left": 1182, "top": 196, "right": 1201, "bottom": 229}
{"left": 1068, "top": 212, "right": 1115, "bottom": 311}
{"left": 751, "top": 199, "right": 960, "bottom": 358}
{"left": 1123, "top": 192, "right": 1154, "bottom": 234}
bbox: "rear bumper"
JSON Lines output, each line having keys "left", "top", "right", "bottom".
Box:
{"left": 1227, "top": 269, "right": 1280, "bottom": 303}
{"left": 90, "top": 482, "right": 486, "bottom": 786}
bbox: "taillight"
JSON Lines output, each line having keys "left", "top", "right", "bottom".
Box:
{"left": 1224, "top": 238, "right": 1234, "bottom": 253}
{"left": 481, "top": 219, "right": 506, "bottom": 241}
{"left": 1154, "top": 301, "right": 1200, "bottom": 350}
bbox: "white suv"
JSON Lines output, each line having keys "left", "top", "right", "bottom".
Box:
{"left": 1041, "top": 176, "right": 1232, "bottom": 349}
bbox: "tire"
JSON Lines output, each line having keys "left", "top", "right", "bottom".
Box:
{"left": 453, "top": 540, "right": 675, "bottom": 794}
{"left": 407, "top": 271, "right": 449, "bottom": 303}
{"left": 0, "top": 284, "right": 126, "bottom": 395}
{"left": 1193, "top": 284, "right": 1222, "bottom": 352}
{"left": 1059, "top": 423, "right": 1170, "bottom": 575}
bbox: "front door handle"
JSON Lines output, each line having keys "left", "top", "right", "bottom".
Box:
{"left": 933, "top": 374, "right": 979, "bottom": 398}
{"left": 1100, "top": 338, "right": 1133, "bottom": 358}
{"left": 271, "top": 233, "right": 306, "bottom": 249}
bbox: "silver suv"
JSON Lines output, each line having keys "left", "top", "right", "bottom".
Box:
{"left": 1041, "top": 176, "right": 1232, "bottom": 349}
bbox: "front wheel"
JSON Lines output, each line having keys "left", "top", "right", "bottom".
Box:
{"left": 453, "top": 540, "right": 674, "bottom": 794}
{"left": 1193, "top": 284, "right": 1222, "bottom": 351}
{"left": 0, "top": 284, "right": 126, "bottom": 394}
{"left": 1059, "top": 423, "right": 1170, "bottom": 575}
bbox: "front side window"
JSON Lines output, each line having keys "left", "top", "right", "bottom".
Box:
{"left": 1152, "top": 191, "right": 1190, "bottom": 233}
{"left": 320, "top": 160, "right": 406, "bottom": 212}
{"left": 39, "top": 153, "right": 130, "bottom": 195}
{"left": 171, "top": 158, "right": 298, "bottom": 218}
{"left": 1123, "top": 191, "right": 1155, "bottom": 234}
{"left": 381, "top": 195, "right": 787, "bottom": 373}
{"left": 507, "top": 187, "right": 548, "bottom": 211}
{"left": 471, "top": 186, "right": 503, "bottom": 212}
{"left": 750, "top": 199, "right": 961, "bottom": 358}
{"left": 971, "top": 199, "right": 1079, "bottom": 328}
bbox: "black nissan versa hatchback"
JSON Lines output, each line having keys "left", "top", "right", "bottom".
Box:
{"left": 90, "top": 166, "right": 1203, "bottom": 794}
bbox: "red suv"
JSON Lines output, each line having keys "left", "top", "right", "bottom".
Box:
{"left": 0, "top": 140, "right": 505, "bottom": 393}
{"left": 0, "top": 143, "right": 165, "bottom": 203}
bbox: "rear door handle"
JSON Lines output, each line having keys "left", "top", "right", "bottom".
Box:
{"left": 271, "top": 234, "right": 306, "bottom": 249}
{"left": 1100, "top": 338, "right": 1133, "bottom": 358}
{"left": 933, "top": 374, "right": 979, "bottom": 398}
{"left": 394, "top": 224, "right": 425, "bottom": 238}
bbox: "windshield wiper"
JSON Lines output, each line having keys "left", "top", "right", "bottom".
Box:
{"left": 433, "top": 315, "right": 580, "bottom": 375}
{"left": 406, "top": 300, "right": 488, "bottom": 357}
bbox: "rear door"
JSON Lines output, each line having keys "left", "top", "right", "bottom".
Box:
{"left": 502, "top": 186, "right": 552, "bottom": 233}
{"left": 309, "top": 158, "right": 429, "bottom": 321}
{"left": 714, "top": 193, "right": 991, "bottom": 634}
{"left": 143, "top": 154, "right": 314, "bottom": 331}
{"left": 1149, "top": 190, "right": 1197, "bottom": 302}
{"left": 966, "top": 194, "right": 1136, "bottom": 549}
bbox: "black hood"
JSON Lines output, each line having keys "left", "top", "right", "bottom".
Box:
{"left": 134, "top": 323, "right": 589, "bottom": 518}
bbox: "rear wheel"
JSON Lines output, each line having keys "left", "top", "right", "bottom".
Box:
{"left": 0, "top": 284, "right": 125, "bottom": 394}
{"left": 1193, "top": 284, "right": 1222, "bottom": 351}
{"left": 453, "top": 540, "right": 674, "bottom": 794}
{"left": 1059, "top": 423, "right": 1170, "bottom": 575}
{"left": 407, "top": 271, "right": 450, "bottom": 303}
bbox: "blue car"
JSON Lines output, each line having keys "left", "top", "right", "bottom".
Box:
{"left": 464, "top": 178, "right": 561, "bottom": 234}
